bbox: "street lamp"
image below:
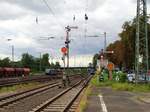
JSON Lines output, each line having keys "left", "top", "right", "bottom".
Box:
{"left": 37, "top": 36, "right": 56, "bottom": 70}
{"left": 87, "top": 32, "right": 107, "bottom": 51}
{"left": 37, "top": 52, "right": 42, "bottom": 72}
{"left": 7, "top": 39, "right": 14, "bottom": 67}
{"left": 38, "top": 36, "right": 55, "bottom": 40}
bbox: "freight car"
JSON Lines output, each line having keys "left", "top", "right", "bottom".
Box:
{"left": 45, "top": 69, "right": 62, "bottom": 76}
{"left": 87, "top": 67, "right": 95, "bottom": 75}
{"left": 0, "top": 67, "right": 30, "bottom": 78}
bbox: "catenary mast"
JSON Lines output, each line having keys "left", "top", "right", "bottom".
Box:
{"left": 135, "top": 0, "right": 149, "bottom": 83}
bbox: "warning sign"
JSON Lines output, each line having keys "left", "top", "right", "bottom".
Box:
{"left": 107, "top": 63, "right": 114, "bottom": 71}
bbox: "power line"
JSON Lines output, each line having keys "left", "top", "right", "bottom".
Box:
{"left": 42, "top": 0, "right": 64, "bottom": 30}
{"left": 43, "top": 0, "right": 55, "bottom": 16}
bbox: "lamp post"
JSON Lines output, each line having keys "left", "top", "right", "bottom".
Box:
{"left": 12, "top": 45, "right": 14, "bottom": 64}
{"left": 37, "top": 36, "right": 55, "bottom": 70}
{"left": 104, "top": 32, "right": 107, "bottom": 52}
{"left": 7, "top": 39, "right": 14, "bottom": 67}
{"left": 37, "top": 52, "right": 42, "bottom": 72}
{"left": 38, "top": 36, "right": 55, "bottom": 40}
{"left": 87, "top": 32, "right": 107, "bottom": 51}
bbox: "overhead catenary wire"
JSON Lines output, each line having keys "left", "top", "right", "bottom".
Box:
{"left": 84, "top": 0, "right": 88, "bottom": 39}
{"left": 83, "top": 0, "right": 88, "bottom": 53}
{"left": 42, "top": 0, "right": 64, "bottom": 30}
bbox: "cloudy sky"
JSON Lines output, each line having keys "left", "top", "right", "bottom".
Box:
{"left": 0, "top": 0, "right": 149, "bottom": 67}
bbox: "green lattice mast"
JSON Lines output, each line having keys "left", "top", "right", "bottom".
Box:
{"left": 135, "top": 0, "right": 149, "bottom": 82}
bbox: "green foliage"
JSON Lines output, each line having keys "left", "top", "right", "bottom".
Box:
{"left": 91, "top": 75, "right": 150, "bottom": 92}
{"left": 101, "top": 69, "right": 109, "bottom": 81}
{"left": 41, "top": 53, "right": 50, "bottom": 70}
{"left": 111, "top": 83, "right": 150, "bottom": 92}
{"left": 78, "top": 85, "right": 92, "bottom": 112}
{"left": 20, "top": 53, "right": 61, "bottom": 72}
{"left": 106, "top": 19, "right": 150, "bottom": 69}
{"left": 0, "top": 57, "right": 11, "bottom": 67}
{"left": 94, "top": 67, "right": 127, "bottom": 83}
{"left": 91, "top": 75, "right": 113, "bottom": 86}
{"left": 119, "top": 73, "right": 127, "bottom": 82}
{"left": 21, "top": 53, "right": 35, "bottom": 68}
{"left": 80, "top": 68, "right": 88, "bottom": 75}
{"left": 0, "top": 53, "right": 61, "bottom": 73}
{"left": 0, "top": 82, "right": 40, "bottom": 93}
{"left": 64, "top": 68, "right": 87, "bottom": 76}
{"left": 113, "top": 71, "right": 127, "bottom": 82}
{"left": 92, "top": 54, "right": 99, "bottom": 69}
{"left": 55, "top": 62, "right": 61, "bottom": 69}
{"left": 111, "top": 83, "right": 134, "bottom": 91}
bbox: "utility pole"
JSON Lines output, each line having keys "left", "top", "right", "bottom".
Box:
{"left": 65, "top": 25, "right": 78, "bottom": 68}
{"left": 12, "top": 45, "right": 14, "bottom": 67}
{"left": 7, "top": 39, "right": 14, "bottom": 67}
{"left": 39, "top": 52, "right": 42, "bottom": 71}
{"left": 104, "top": 32, "right": 107, "bottom": 51}
{"left": 87, "top": 32, "right": 107, "bottom": 51}
{"left": 74, "top": 56, "right": 76, "bottom": 67}
{"left": 135, "top": 0, "right": 149, "bottom": 83}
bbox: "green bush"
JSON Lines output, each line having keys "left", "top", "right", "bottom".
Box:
{"left": 112, "top": 83, "right": 134, "bottom": 91}
{"left": 91, "top": 74, "right": 150, "bottom": 92}
{"left": 119, "top": 72, "right": 127, "bottom": 82}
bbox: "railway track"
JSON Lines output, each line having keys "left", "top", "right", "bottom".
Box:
{"left": 30, "top": 76, "right": 92, "bottom": 112}
{"left": 0, "top": 74, "right": 82, "bottom": 88}
{"left": 0, "top": 82, "right": 60, "bottom": 108}
{"left": 0, "top": 74, "right": 84, "bottom": 112}
{"left": 0, "top": 75, "right": 60, "bottom": 87}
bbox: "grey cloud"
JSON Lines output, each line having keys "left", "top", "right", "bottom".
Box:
{"left": 1, "top": 0, "right": 47, "bottom": 14}
{"left": 1, "top": 0, "right": 69, "bottom": 14}
{"left": 131, "top": 0, "right": 150, "bottom": 4}
{"left": 1, "top": 0, "right": 107, "bottom": 15}
{"left": 0, "top": 2, "right": 28, "bottom": 20}
{"left": 88, "top": 0, "right": 107, "bottom": 11}
{"left": 0, "top": 0, "right": 141, "bottom": 63}
{"left": 0, "top": 0, "right": 109, "bottom": 21}
{"left": 69, "top": 36, "right": 104, "bottom": 56}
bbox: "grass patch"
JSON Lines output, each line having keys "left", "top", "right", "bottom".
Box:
{"left": 0, "top": 82, "right": 41, "bottom": 94}
{"left": 30, "top": 71, "right": 44, "bottom": 75}
{"left": 91, "top": 75, "right": 150, "bottom": 93}
{"left": 77, "top": 84, "right": 92, "bottom": 112}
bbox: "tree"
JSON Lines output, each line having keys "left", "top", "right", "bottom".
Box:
{"left": 106, "top": 21, "right": 135, "bottom": 69}
{"left": 106, "top": 19, "right": 150, "bottom": 70}
{"left": 119, "top": 21, "right": 136, "bottom": 69}
{"left": 0, "top": 57, "right": 11, "bottom": 67}
{"left": 21, "top": 53, "right": 35, "bottom": 68}
{"left": 13, "top": 61, "right": 22, "bottom": 67}
{"left": 41, "top": 53, "right": 50, "bottom": 70}
{"left": 92, "top": 54, "right": 99, "bottom": 69}
{"left": 107, "top": 41, "right": 125, "bottom": 69}
{"left": 55, "top": 62, "right": 61, "bottom": 69}
{"left": 34, "top": 58, "right": 41, "bottom": 71}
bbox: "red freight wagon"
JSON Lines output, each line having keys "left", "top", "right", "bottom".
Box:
{"left": 15, "top": 68, "right": 24, "bottom": 77}
{"left": 3, "top": 68, "right": 15, "bottom": 77}
{"left": 0, "top": 68, "right": 4, "bottom": 78}
{"left": 23, "top": 68, "right": 30, "bottom": 77}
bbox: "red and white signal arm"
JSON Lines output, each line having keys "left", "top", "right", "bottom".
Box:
{"left": 61, "top": 47, "right": 67, "bottom": 54}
